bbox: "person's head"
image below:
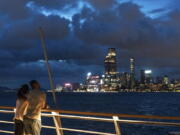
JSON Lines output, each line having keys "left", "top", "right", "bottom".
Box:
{"left": 30, "top": 80, "right": 40, "bottom": 89}
{"left": 17, "top": 84, "right": 29, "bottom": 100}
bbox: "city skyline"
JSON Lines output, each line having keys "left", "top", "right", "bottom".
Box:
{"left": 79, "top": 48, "right": 178, "bottom": 92}
{"left": 0, "top": 0, "right": 180, "bottom": 88}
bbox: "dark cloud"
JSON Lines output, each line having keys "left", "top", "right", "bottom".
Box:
{"left": 171, "top": 0, "right": 180, "bottom": 11}
{"left": 0, "top": 0, "right": 30, "bottom": 19}
{"left": 74, "top": 2, "right": 180, "bottom": 58}
{"left": 149, "top": 8, "right": 167, "bottom": 14}
{"left": 74, "top": 2, "right": 154, "bottom": 47}
{"left": 85, "top": 0, "right": 117, "bottom": 9}
{"left": 1, "top": 15, "right": 69, "bottom": 48}
{"left": 31, "top": 0, "right": 116, "bottom": 11}
{"left": 30, "top": 0, "right": 78, "bottom": 9}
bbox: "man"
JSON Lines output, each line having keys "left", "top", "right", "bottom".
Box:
{"left": 24, "top": 80, "right": 47, "bottom": 135}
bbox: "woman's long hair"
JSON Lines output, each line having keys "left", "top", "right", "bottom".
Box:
{"left": 17, "top": 84, "right": 29, "bottom": 100}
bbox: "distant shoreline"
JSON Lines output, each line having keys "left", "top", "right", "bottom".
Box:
{"left": 1, "top": 90, "right": 179, "bottom": 93}
{"left": 47, "top": 91, "right": 180, "bottom": 93}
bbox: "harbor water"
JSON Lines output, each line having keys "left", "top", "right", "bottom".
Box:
{"left": 0, "top": 92, "right": 180, "bottom": 135}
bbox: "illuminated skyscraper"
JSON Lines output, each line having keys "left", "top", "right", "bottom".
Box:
{"left": 103, "top": 48, "right": 119, "bottom": 91}
{"left": 140, "top": 69, "right": 153, "bottom": 84}
{"left": 105, "top": 48, "right": 117, "bottom": 75}
{"left": 140, "top": 69, "right": 145, "bottom": 84}
{"left": 130, "top": 58, "right": 135, "bottom": 88}
{"left": 144, "top": 70, "right": 153, "bottom": 84}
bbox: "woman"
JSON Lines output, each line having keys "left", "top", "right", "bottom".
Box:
{"left": 14, "top": 84, "right": 29, "bottom": 135}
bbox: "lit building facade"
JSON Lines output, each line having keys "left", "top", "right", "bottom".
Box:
{"left": 63, "top": 83, "right": 73, "bottom": 91}
{"left": 105, "top": 48, "right": 117, "bottom": 74}
{"left": 163, "top": 75, "right": 169, "bottom": 85}
{"left": 130, "top": 58, "right": 135, "bottom": 89}
{"left": 144, "top": 70, "right": 153, "bottom": 84}
{"left": 119, "top": 72, "right": 130, "bottom": 90}
{"left": 86, "top": 74, "right": 101, "bottom": 92}
{"left": 140, "top": 69, "right": 153, "bottom": 84}
{"left": 103, "top": 48, "right": 119, "bottom": 91}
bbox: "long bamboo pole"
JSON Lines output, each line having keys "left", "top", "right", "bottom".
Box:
{"left": 39, "top": 27, "right": 57, "bottom": 105}
{"left": 38, "top": 27, "right": 63, "bottom": 135}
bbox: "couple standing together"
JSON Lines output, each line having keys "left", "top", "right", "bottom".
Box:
{"left": 14, "top": 80, "right": 48, "bottom": 135}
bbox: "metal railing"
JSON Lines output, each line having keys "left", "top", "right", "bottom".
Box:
{"left": 0, "top": 106, "right": 180, "bottom": 135}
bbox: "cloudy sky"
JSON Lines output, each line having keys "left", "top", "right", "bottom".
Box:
{"left": 0, "top": 0, "right": 180, "bottom": 88}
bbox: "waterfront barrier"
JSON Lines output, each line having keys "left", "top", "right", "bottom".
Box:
{"left": 0, "top": 106, "right": 180, "bottom": 135}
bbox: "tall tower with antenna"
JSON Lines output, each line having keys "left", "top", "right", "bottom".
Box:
{"left": 130, "top": 57, "right": 135, "bottom": 89}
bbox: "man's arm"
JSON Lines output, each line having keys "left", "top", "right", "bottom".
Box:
{"left": 42, "top": 93, "right": 49, "bottom": 109}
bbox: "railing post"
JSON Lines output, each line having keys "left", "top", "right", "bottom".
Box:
{"left": 52, "top": 112, "right": 64, "bottom": 135}
{"left": 113, "top": 116, "right": 121, "bottom": 135}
